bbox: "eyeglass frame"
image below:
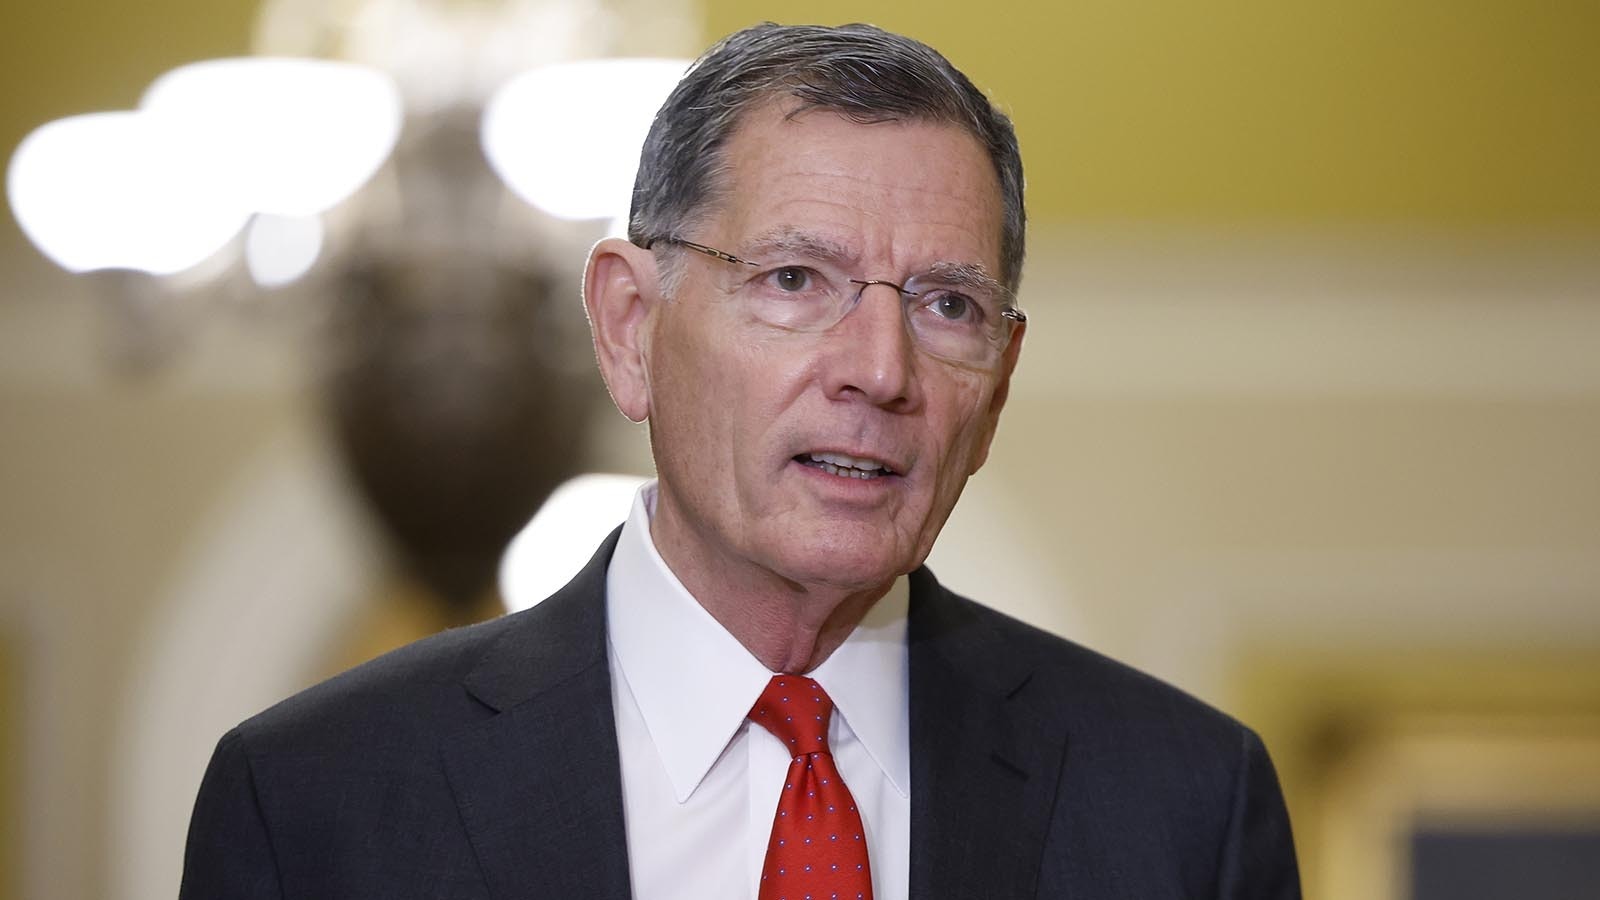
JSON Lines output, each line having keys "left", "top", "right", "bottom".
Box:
{"left": 642, "top": 236, "right": 1027, "bottom": 366}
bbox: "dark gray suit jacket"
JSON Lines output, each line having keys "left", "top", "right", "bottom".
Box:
{"left": 181, "top": 531, "right": 1300, "bottom": 898}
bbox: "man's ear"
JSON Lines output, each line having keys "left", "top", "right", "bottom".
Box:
{"left": 968, "top": 321, "right": 1025, "bottom": 474}
{"left": 583, "top": 238, "right": 659, "bottom": 423}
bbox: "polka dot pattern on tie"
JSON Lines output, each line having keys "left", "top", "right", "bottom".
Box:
{"left": 750, "top": 675, "right": 873, "bottom": 900}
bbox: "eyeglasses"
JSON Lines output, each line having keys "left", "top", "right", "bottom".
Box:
{"left": 646, "top": 237, "right": 1026, "bottom": 369}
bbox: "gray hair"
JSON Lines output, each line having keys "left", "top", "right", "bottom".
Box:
{"left": 628, "top": 22, "right": 1026, "bottom": 294}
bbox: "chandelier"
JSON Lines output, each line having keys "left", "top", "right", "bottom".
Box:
{"left": 6, "top": 0, "right": 696, "bottom": 360}
{"left": 5, "top": 0, "right": 698, "bottom": 611}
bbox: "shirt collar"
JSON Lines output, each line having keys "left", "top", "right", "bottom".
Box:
{"left": 808, "top": 576, "right": 910, "bottom": 798}
{"left": 606, "top": 480, "right": 910, "bottom": 802}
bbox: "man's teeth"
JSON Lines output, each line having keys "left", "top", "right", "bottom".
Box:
{"left": 805, "top": 452, "right": 889, "bottom": 479}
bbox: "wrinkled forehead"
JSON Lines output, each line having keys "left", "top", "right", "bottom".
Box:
{"left": 729, "top": 94, "right": 1000, "bottom": 179}
{"left": 699, "top": 99, "right": 1006, "bottom": 268}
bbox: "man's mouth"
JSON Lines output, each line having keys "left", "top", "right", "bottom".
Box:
{"left": 795, "top": 451, "right": 897, "bottom": 480}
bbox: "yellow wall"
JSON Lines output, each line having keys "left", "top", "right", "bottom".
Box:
{"left": 6, "top": 2, "right": 1598, "bottom": 230}
{"left": 705, "top": 1, "right": 1600, "bottom": 226}
{"left": 0, "top": 0, "right": 257, "bottom": 158}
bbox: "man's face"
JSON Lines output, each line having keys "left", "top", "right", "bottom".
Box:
{"left": 642, "top": 101, "right": 1023, "bottom": 593}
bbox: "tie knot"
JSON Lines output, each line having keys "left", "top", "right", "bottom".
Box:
{"left": 749, "top": 675, "right": 835, "bottom": 756}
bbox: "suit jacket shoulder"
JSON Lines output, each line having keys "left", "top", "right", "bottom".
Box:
{"left": 221, "top": 534, "right": 605, "bottom": 771}
{"left": 919, "top": 569, "right": 1245, "bottom": 742}
{"left": 181, "top": 534, "right": 633, "bottom": 900}
{"left": 907, "top": 568, "right": 1300, "bottom": 899}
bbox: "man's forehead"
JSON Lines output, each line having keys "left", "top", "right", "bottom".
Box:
{"left": 715, "top": 98, "right": 996, "bottom": 190}
{"left": 702, "top": 102, "right": 1005, "bottom": 268}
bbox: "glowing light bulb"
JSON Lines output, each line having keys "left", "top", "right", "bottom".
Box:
{"left": 499, "top": 473, "right": 648, "bottom": 613}
{"left": 142, "top": 58, "right": 403, "bottom": 217}
{"left": 244, "top": 213, "right": 324, "bottom": 288}
{"left": 7, "top": 111, "right": 248, "bottom": 274}
{"left": 482, "top": 58, "right": 688, "bottom": 221}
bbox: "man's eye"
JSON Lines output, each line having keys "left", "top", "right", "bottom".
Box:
{"left": 770, "top": 266, "right": 812, "bottom": 292}
{"left": 927, "top": 291, "right": 977, "bottom": 322}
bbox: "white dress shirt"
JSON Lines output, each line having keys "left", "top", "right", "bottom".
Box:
{"left": 606, "top": 482, "right": 911, "bottom": 900}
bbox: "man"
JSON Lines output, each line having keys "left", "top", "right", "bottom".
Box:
{"left": 181, "top": 22, "right": 1300, "bottom": 900}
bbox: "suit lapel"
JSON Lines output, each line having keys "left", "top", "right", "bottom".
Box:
{"left": 907, "top": 568, "right": 1068, "bottom": 900}
{"left": 436, "top": 537, "right": 1066, "bottom": 899}
{"left": 441, "top": 531, "right": 633, "bottom": 900}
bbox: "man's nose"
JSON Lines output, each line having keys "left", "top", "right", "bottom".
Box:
{"left": 820, "top": 283, "right": 920, "bottom": 410}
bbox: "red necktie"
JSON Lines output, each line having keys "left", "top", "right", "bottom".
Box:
{"left": 749, "top": 675, "right": 874, "bottom": 900}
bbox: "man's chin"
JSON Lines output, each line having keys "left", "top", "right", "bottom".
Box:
{"left": 769, "top": 547, "right": 913, "bottom": 596}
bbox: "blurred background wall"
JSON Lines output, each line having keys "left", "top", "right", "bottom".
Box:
{"left": 1, "top": 2, "right": 1597, "bottom": 899}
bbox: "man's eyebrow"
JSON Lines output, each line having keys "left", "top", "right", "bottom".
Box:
{"left": 921, "top": 261, "right": 1009, "bottom": 298}
{"left": 740, "top": 230, "right": 856, "bottom": 267}
{"left": 737, "top": 230, "right": 1007, "bottom": 296}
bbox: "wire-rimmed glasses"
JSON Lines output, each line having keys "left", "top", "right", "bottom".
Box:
{"left": 647, "top": 236, "right": 1026, "bottom": 370}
